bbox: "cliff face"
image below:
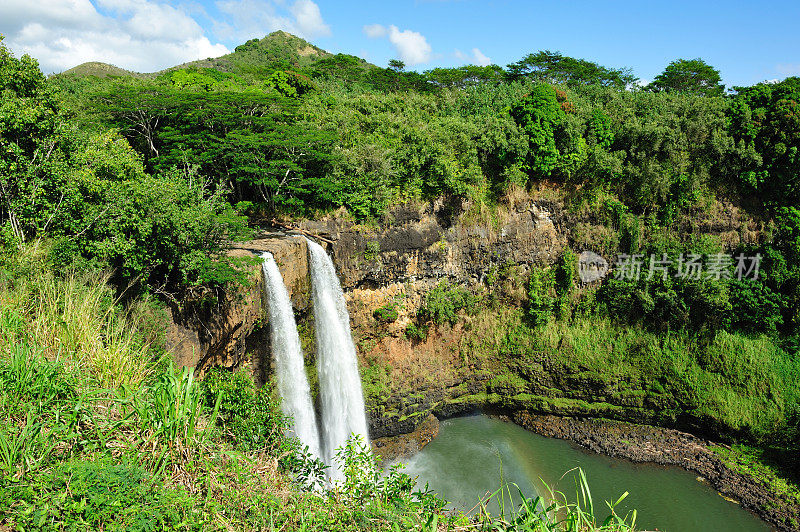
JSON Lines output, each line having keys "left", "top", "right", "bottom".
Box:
{"left": 165, "top": 195, "right": 567, "bottom": 437}
{"left": 299, "top": 197, "right": 564, "bottom": 291}
{"left": 165, "top": 234, "right": 311, "bottom": 381}
{"left": 164, "top": 192, "right": 756, "bottom": 440}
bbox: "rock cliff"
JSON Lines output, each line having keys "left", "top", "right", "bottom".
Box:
{"left": 165, "top": 233, "right": 312, "bottom": 382}
{"left": 164, "top": 192, "right": 756, "bottom": 440}
{"left": 165, "top": 195, "right": 566, "bottom": 438}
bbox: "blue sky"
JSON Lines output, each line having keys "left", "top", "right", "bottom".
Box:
{"left": 2, "top": 0, "right": 799, "bottom": 86}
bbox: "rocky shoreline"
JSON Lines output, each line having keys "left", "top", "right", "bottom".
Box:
{"left": 371, "top": 413, "right": 440, "bottom": 460}
{"left": 511, "top": 412, "right": 796, "bottom": 532}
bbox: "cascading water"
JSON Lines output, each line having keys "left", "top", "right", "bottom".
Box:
{"left": 305, "top": 238, "right": 369, "bottom": 477}
{"left": 260, "top": 252, "right": 322, "bottom": 460}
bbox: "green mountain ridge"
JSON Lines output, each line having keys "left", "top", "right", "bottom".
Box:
{"left": 61, "top": 60, "right": 146, "bottom": 78}
{"left": 59, "top": 31, "right": 362, "bottom": 80}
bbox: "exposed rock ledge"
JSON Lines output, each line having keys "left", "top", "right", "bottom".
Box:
{"left": 372, "top": 413, "right": 440, "bottom": 460}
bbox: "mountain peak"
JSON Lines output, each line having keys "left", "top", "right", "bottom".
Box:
{"left": 58, "top": 31, "right": 334, "bottom": 79}
{"left": 59, "top": 61, "right": 142, "bottom": 78}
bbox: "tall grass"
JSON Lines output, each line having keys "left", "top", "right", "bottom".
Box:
{"left": 127, "top": 363, "right": 220, "bottom": 454}
{"left": 471, "top": 306, "right": 800, "bottom": 441}
{"left": 476, "top": 468, "right": 636, "bottom": 531}
{"left": 0, "top": 243, "right": 155, "bottom": 389}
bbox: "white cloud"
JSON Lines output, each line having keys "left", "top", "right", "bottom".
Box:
{"left": 387, "top": 25, "right": 431, "bottom": 65}
{"left": 363, "top": 24, "right": 387, "bottom": 39}
{"left": 95, "top": 0, "right": 139, "bottom": 12}
{"left": 454, "top": 47, "right": 491, "bottom": 66}
{"left": 0, "top": 0, "right": 229, "bottom": 73}
{"left": 216, "top": 0, "right": 290, "bottom": 41}
{"left": 215, "top": 0, "right": 331, "bottom": 42}
{"left": 124, "top": 3, "right": 205, "bottom": 40}
{"left": 2, "top": 0, "right": 104, "bottom": 33}
{"left": 290, "top": 0, "right": 331, "bottom": 38}
{"left": 472, "top": 48, "right": 491, "bottom": 67}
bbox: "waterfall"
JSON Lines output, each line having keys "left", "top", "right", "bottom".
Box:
{"left": 260, "top": 252, "right": 322, "bottom": 460}
{"left": 306, "top": 238, "right": 369, "bottom": 477}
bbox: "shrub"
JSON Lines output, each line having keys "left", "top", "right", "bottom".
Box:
{"left": 418, "top": 280, "right": 477, "bottom": 326}
{"left": 597, "top": 275, "right": 733, "bottom": 334}
{"left": 554, "top": 249, "right": 578, "bottom": 320}
{"left": 509, "top": 84, "right": 564, "bottom": 178}
{"left": 334, "top": 434, "right": 444, "bottom": 513}
{"left": 364, "top": 240, "right": 381, "bottom": 261}
{"left": 373, "top": 303, "right": 399, "bottom": 323}
{"left": 201, "top": 368, "right": 293, "bottom": 454}
{"left": 405, "top": 322, "right": 428, "bottom": 341}
{"left": 526, "top": 268, "right": 555, "bottom": 326}
{"left": 728, "top": 279, "right": 784, "bottom": 336}
{"left": 1, "top": 459, "right": 198, "bottom": 531}
{"left": 555, "top": 249, "right": 578, "bottom": 296}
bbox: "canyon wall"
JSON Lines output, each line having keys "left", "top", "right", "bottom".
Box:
{"left": 166, "top": 192, "right": 757, "bottom": 439}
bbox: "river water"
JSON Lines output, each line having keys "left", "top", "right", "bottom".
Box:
{"left": 401, "top": 415, "right": 771, "bottom": 531}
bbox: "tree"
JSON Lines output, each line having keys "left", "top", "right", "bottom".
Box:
{"left": 424, "top": 65, "right": 505, "bottom": 88}
{"left": 312, "top": 54, "right": 371, "bottom": 80}
{"left": 649, "top": 58, "right": 725, "bottom": 96}
{"left": 506, "top": 50, "right": 637, "bottom": 89}
{"left": 388, "top": 59, "right": 405, "bottom": 72}
{"left": 266, "top": 70, "right": 315, "bottom": 98}
{"left": 0, "top": 41, "right": 250, "bottom": 295}
{"left": 727, "top": 77, "right": 800, "bottom": 207}
{"left": 0, "top": 37, "right": 67, "bottom": 243}
{"left": 95, "top": 84, "right": 335, "bottom": 213}
{"left": 510, "top": 84, "right": 571, "bottom": 178}
{"left": 92, "top": 82, "right": 180, "bottom": 170}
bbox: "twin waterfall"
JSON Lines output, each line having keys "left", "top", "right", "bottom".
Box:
{"left": 260, "top": 253, "right": 322, "bottom": 460}
{"left": 306, "top": 239, "right": 370, "bottom": 472}
{"left": 259, "top": 239, "right": 369, "bottom": 480}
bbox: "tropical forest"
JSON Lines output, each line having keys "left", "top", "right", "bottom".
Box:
{"left": 0, "top": 4, "right": 799, "bottom": 531}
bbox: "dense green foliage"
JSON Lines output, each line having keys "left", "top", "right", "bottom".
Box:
{"left": 49, "top": 33, "right": 799, "bottom": 244}
{"left": 728, "top": 78, "right": 800, "bottom": 208}
{"left": 418, "top": 280, "right": 478, "bottom": 326}
{"left": 648, "top": 58, "right": 725, "bottom": 96}
{"left": 507, "top": 50, "right": 637, "bottom": 88}
{"left": 1, "top": 39, "right": 251, "bottom": 298}
{"left": 200, "top": 367, "right": 297, "bottom": 454}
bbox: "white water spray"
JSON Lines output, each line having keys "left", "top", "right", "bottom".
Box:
{"left": 261, "top": 252, "right": 322, "bottom": 460}
{"left": 305, "top": 238, "right": 369, "bottom": 477}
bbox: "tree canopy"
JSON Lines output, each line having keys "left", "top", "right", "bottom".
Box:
{"left": 648, "top": 58, "right": 725, "bottom": 96}
{"left": 727, "top": 77, "right": 800, "bottom": 207}
{"left": 506, "top": 50, "right": 637, "bottom": 88}
{"left": 0, "top": 40, "right": 250, "bottom": 298}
